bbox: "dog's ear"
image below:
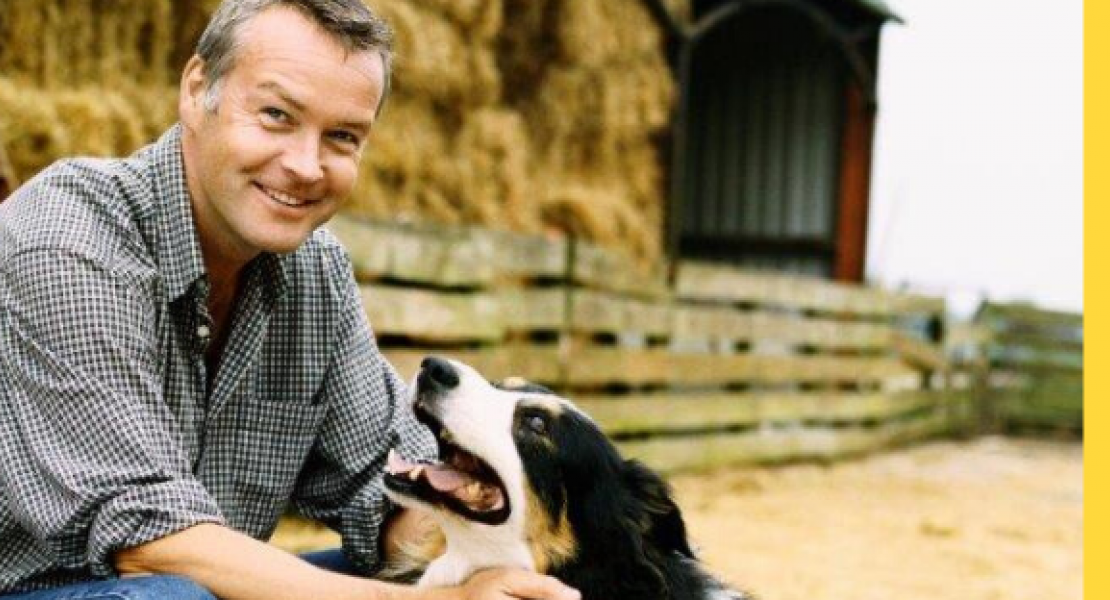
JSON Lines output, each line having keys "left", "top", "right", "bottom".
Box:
{"left": 622, "top": 459, "right": 696, "bottom": 559}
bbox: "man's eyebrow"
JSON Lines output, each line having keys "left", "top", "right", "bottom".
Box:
{"left": 257, "top": 81, "right": 373, "bottom": 134}
{"left": 258, "top": 81, "right": 305, "bottom": 112}
{"left": 338, "top": 118, "right": 374, "bottom": 135}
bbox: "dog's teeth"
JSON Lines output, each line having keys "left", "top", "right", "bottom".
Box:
{"left": 466, "top": 482, "right": 482, "bottom": 499}
{"left": 409, "top": 465, "right": 425, "bottom": 481}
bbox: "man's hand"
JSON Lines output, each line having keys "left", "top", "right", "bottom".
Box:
{"left": 450, "top": 568, "right": 580, "bottom": 600}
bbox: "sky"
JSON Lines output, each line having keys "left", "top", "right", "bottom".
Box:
{"left": 866, "top": 0, "right": 1084, "bottom": 314}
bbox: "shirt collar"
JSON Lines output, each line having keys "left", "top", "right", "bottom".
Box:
{"left": 148, "top": 124, "right": 207, "bottom": 301}
{"left": 147, "top": 124, "right": 289, "bottom": 304}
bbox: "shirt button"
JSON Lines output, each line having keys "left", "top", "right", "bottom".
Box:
{"left": 197, "top": 325, "right": 210, "bottom": 338}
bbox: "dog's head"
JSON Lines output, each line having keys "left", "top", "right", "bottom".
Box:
{"left": 383, "top": 357, "right": 697, "bottom": 590}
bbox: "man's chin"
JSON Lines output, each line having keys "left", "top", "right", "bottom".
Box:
{"left": 243, "top": 224, "right": 322, "bottom": 256}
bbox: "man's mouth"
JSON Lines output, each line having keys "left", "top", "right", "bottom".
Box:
{"left": 255, "top": 183, "right": 320, "bottom": 208}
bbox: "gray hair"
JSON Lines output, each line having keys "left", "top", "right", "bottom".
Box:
{"left": 195, "top": 0, "right": 394, "bottom": 116}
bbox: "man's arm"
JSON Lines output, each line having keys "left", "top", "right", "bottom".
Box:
{"left": 114, "top": 523, "right": 580, "bottom": 600}
{"left": 0, "top": 247, "right": 223, "bottom": 578}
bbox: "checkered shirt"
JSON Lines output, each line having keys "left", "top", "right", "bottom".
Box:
{"left": 0, "top": 125, "right": 437, "bottom": 593}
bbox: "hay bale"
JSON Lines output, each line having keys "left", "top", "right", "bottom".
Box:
{"left": 104, "top": 0, "right": 147, "bottom": 87}
{"left": 497, "top": 0, "right": 560, "bottom": 102}
{"left": 0, "top": 78, "right": 71, "bottom": 181}
{"left": 0, "top": 1, "right": 47, "bottom": 86}
{"left": 31, "top": 88, "right": 148, "bottom": 160}
{"left": 536, "top": 59, "right": 672, "bottom": 137}
{"left": 552, "top": 0, "right": 662, "bottom": 68}
{"left": 539, "top": 184, "right": 623, "bottom": 248}
{"left": 349, "top": 94, "right": 452, "bottom": 219}
{"left": 59, "top": 0, "right": 98, "bottom": 84}
{"left": 140, "top": 0, "right": 177, "bottom": 86}
{"left": 100, "top": 90, "right": 152, "bottom": 155}
{"left": 538, "top": 178, "right": 661, "bottom": 264}
{"left": 0, "top": 79, "right": 156, "bottom": 182}
{"left": 364, "top": 95, "right": 450, "bottom": 179}
{"left": 0, "top": 140, "right": 17, "bottom": 200}
{"left": 492, "top": 0, "right": 676, "bottom": 260}
{"left": 173, "top": 0, "right": 221, "bottom": 72}
{"left": 446, "top": 108, "right": 538, "bottom": 231}
{"left": 350, "top": 104, "right": 540, "bottom": 232}
{"left": 375, "top": 1, "right": 501, "bottom": 107}
{"left": 118, "top": 84, "right": 180, "bottom": 140}
{"left": 96, "top": 3, "right": 125, "bottom": 87}
{"left": 51, "top": 91, "right": 117, "bottom": 157}
{"left": 404, "top": 0, "right": 503, "bottom": 41}
{"left": 6, "top": 0, "right": 176, "bottom": 88}
{"left": 617, "top": 140, "right": 668, "bottom": 215}
{"left": 40, "top": 0, "right": 65, "bottom": 88}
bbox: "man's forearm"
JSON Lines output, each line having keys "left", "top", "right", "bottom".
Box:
{"left": 113, "top": 523, "right": 451, "bottom": 600}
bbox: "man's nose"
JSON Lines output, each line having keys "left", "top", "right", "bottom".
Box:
{"left": 281, "top": 134, "right": 324, "bottom": 183}
{"left": 418, "top": 356, "right": 459, "bottom": 391}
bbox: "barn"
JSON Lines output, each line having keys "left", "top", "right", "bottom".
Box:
{"left": 0, "top": 0, "right": 899, "bottom": 281}
{"left": 658, "top": 0, "right": 900, "bottom": 281}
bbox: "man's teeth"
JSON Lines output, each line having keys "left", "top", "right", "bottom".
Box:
{"left": 260, "top": 185, "right": 310, "bottom": 207}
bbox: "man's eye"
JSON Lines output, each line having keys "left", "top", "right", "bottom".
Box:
{"left": 261, "top": 107, "right": 290, "bottom": 123}
{"left": 328, "top": 130, "right": 360, "bottom": 147}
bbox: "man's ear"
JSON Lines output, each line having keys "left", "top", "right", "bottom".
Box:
{"left": 179, "top": 55, "right": 209, "bottom": 128}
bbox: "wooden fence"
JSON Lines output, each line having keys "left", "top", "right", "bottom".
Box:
{"left": 970, "top": 303, "right": 1084, "bottom": 433}
{"left": 330, "top": 215, "right": 973, "bottom": 472}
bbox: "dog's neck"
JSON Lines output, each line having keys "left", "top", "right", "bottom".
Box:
{"left": 418, "top": 519, "right": 535, "bottom": 587}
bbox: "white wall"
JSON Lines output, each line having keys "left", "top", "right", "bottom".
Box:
{"left": 867, "top": 0, "right": 1083, "bottom": 314}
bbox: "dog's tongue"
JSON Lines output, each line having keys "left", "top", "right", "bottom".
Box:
{"left": 387, "top": 450, "right": 475, "bottom": 492}
{"left": 424, "top": 464, "right": 475, "bottom": 492}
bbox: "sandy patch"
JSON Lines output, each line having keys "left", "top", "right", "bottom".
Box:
{"left": 272, "top": 437, "right": 1082, "bottom": 599}
{"left": 674, "top": 437, "right": 1082, "bottom": 600}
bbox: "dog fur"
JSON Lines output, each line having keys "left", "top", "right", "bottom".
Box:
{"left": 382, "top": 357, "right": 749, "bottom": 600}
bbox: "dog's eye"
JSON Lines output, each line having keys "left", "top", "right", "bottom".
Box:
{"left": 527, "top": 415, "right": 548, "bottom": 436}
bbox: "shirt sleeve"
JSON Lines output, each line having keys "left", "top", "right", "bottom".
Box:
{"left": 289, "top": 252, "right": 437, "bottom": 574}
{"left": 0, "top": 248, "right": 224, "bottom": 579}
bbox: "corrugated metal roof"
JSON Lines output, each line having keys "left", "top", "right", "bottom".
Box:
{"left": 850, "top": 0, "right": 903, "bottom": 23}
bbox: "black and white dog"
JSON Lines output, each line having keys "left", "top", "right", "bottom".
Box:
{"left": 383, "top": 357, "right": 748, "bottom": 600}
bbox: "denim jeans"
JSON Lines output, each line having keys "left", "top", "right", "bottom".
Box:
{"left": 3, "top": 550, "right": 354, "bottom": 599}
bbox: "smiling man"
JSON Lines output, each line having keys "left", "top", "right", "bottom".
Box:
{"left": 0, "top": 2, "right": 578, "bottom": 600}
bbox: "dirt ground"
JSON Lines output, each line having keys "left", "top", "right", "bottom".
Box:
{"left": 673, "top": 437, "right": 1083, "bottom": 600}
{"left": 272, "top": 437, "right": 1083, "bottom": 600}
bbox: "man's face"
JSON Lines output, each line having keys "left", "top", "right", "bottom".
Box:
{"left": 180, "top": 6, "right": 382, "bottom": 264}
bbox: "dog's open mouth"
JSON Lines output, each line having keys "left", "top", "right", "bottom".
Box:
{"left": 384, "top": 404, "right": 511, "bottom": 525}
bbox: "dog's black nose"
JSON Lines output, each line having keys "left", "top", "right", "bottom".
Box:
{"left": 419, "top": 356, "right": 459, "bottom": 390}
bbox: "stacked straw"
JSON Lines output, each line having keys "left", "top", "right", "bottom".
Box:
{"left": 349, "top": 0, "right": 537, "bottom": 231}
{"left": 0, "top": 77, "right": 178, "bottom": 182}
{"left": 497, "top": 0, "right": 676, "bottom": 262}
{"left": 0, "top": 0, "right": 194, "bottom": 183}
{"left": 1, "top": 0, "right": 179, "bottom": 90}
{"left": 1, "top": 0, "right": 680, "bottom": 263}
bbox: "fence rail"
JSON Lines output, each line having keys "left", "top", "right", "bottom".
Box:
{"left": 330, "top": 215, "right": 972, "bottom": 472}
{"left": 969, "top": 302, "right": 1084, "bottom": 433}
